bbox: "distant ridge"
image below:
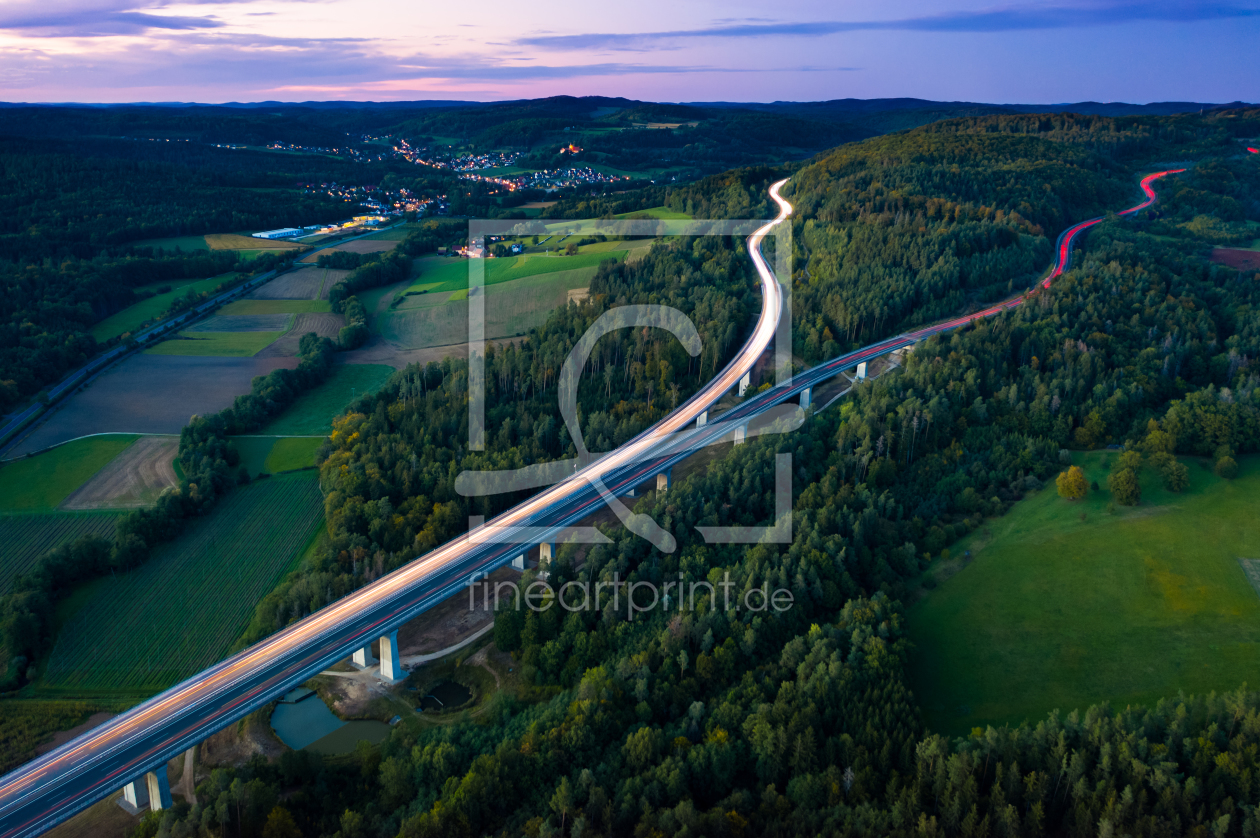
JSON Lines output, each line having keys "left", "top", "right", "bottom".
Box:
{"left": 0, "top": 97, "right": 1251, "bottom": 114}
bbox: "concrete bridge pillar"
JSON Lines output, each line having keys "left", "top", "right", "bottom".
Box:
{"left": 145, "top": 770, "right": 172, "bottom": 811}
{"left": 379, "top": 630, "right": 404, "bottom": 682}
{"left": 856, "top": 361, "right": 867, "bottom": 380}
{"left": 696, "top": 409, "right": 708, "bottom": 427}
{"left": 122, "top": 780, "right": 148, "bottom": 811}
{"left": 351, "top": 644, "right": 377, "bottom": 669}
{"left": 800, "top": 386, "right": 812, "bottom": 409}
{"left": 738, "top": 370, "right": 752, "bottom": 397}
{"left": 656, "top": 468, "right": 672, "bottom": 492}
{"left": 512, "top": 553, "right": 526, "bottom": 570}
{"left": 733, "top": 425, "right": 746, "bottom": 446}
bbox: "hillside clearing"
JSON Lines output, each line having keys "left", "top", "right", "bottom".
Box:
{"left": 909, "top": 452, "right": 1260, "bottom": 735}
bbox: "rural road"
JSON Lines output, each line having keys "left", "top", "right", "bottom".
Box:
{"left": 0, "top": 172, "right": 1185, "bottom": 837}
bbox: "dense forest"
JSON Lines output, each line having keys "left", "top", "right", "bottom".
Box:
{"left": 110, "top": 110, "right": 1260, "bottom": 838}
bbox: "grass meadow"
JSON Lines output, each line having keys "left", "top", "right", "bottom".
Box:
{"left": 233, "top": 436, "right": 324, "bottom": 477}
{"left": 262, "top": 364, "right": 395, "bottom": 435}
{"left": 908, "top": 452, "right": 1260, "bottom": 735}
{"left": 38, "top": 473, "right": 324, "bottom": 695}
{"left": 0, "top": 436, "right": 137, "bottom": 510}
{"left": 382, "top": 267, "right": 598, "bottom": 349}
{"left": 398, "top": 250, "right": 624, "bottom": 299}
{"left": 90, "top": 274, "right": 238, "bottom": 342}
{"left": 145, "top": 330, "right": 286, "bottom": 356}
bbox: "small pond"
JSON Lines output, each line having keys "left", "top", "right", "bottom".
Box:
{"left": 271, "top": 687, "right": 390, "bottom": 754}
{"left": 419, "top": 680, "right": 472, "bottom": 711}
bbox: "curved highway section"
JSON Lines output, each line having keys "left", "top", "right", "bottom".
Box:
{"left": 0, "top": 172, "right": 1182, "bottom": 837}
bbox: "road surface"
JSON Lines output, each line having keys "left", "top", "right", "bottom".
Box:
{"left": 0, "top": 172, "right": 1184, "bottom": 837}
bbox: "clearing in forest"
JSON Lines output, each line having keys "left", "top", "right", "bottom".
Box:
{"left": 909, "top": 452, "right": 1260, "bottom": 735}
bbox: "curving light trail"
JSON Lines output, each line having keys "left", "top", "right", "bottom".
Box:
{"left": 0, "top": 171, "right": 1183, "bottom": 838}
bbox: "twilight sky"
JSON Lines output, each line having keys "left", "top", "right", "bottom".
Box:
{"left": 0, "top": 0, "right": 1257, "bottom": 104}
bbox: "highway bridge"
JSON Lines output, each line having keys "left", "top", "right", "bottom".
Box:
{"left": 0, "top": 170, "right": 1185, "bottom": 837}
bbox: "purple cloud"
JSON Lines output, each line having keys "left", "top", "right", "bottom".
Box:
{"left": 517, "top": 1, "right": 1260, "bottom": 50}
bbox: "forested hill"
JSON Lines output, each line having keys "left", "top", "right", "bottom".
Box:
{"left": 785, "top": 109, "right": 1260, "bottom": 358}
{"left": 126, "top": 109, "right": 1260, "bottom": 838}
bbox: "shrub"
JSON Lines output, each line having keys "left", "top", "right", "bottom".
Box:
{"left": 1215, "top": 456, "right": 1239, "bottom": 479}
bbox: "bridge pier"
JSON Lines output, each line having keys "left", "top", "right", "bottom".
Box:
{"left": 146, "top": 770, "right": 172, "bottom": 811}
{"left": 351, "top": 645, "right": 377, "bottom": 669}
{"left": 733, "top": 425, "right": 746, "bottom": 446}
{"left": 800, "top": 386, "right": 812, "bottom": 409}
{"left": 856, "top": 361, "right": 867, "bottom": 380}
{"left": 511, "top": 552, "right": 526, "bottom": 570}
{"left": 738, "top": 370, "right": 751, "bottom": 397}
{"left": 696, "top": 409, "right": 708, "bottom": 427}
{"left": 379, "top": 630, "right": 404, "bottom": 682}
{"left": 656, "top": 468, "right": 672, "bottom": 492}
{"left": 122, "top": 780, "right": 148, "bottom": 812}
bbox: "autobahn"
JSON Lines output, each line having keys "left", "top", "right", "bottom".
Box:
{"left": 0, "top": 171, "right": 1183, "bottom": 837}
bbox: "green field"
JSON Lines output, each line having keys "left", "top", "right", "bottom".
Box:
{"left": 0, "top": 513, "right": 123, "bottom": 595}
{"left": 233, "top": 436, "right": 324, "bottom": 476}
{"left": 145, "top": 330, "right": 285, "bottom": 356}
{"left": 0, "top": 436, "right": 137, "bottom": 510}
{"left": 39, "top": 473, "right": 324, "bottom": 693}
{"left": 612, "top": 206, "right": 692, "bottom": 220}
{"left": 382, "top": 267, "right": 596, "bottom": 348}
{"left": 908, "top": 452, "right": 1260, "bottom": 735}
{"left": 90, "top": 274, "right": 238, "bottom": 342}
{"left": 265, "top": 438, "right": 323, "bottom": 472}
{"left": 398, "top": 251, "right": 623, "bottom": 299}
{"left": 219, "top": 299, "right": 332, "bottom": 315}
{"left": 359, "top": 225, "right": 415, "bottom": 241}
{"left": 262, "top": 364, "right": 395, "bottom": 435}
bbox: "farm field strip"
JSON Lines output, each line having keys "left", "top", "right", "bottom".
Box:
{"left": 399, "top": 250, "right": 624, "bottom": 299}
{"left": 144, "top": 330, "right": 287, "bottom": 357}
{"left": 89, "top": 274, "right": 240, "bottom": 343}
{"left": 384, "top": 267, "right": 597, "bottom": 348}
{"left": 40, "top": 474, "right": 324, "bottom": 693}
{"left": 262, "top": 363, "right": 394, "bottom": 435}
{"left": 185, "top": 313, "right": 294, "bottom": 333}
{"left": 219, "top": 299, "right": 332, "bottom": 315}
{"left": 0, "top": 513, "right": 123, "bottom": 595}
{"left": 0, "top": 436, "right": 138, "bottom": 510}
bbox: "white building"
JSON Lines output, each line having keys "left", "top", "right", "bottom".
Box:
{"left": 252, "top": 228, "right": 303, "bottom": 240}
